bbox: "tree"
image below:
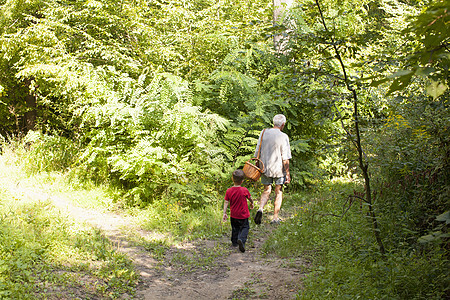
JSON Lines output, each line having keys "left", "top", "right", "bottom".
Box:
{"left": 273, "top": 0, "right": 294, "bottom": 53}
{"left": 0, "top": 0, "right": 272, "bottom": 136}
{"left": 313, "top": 0, "right": 385, "bottom": 253}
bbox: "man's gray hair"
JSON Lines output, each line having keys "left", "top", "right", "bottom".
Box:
{"left": 273, "top": 114, "right": 286, "bottom": 127}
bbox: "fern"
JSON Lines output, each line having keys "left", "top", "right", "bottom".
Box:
{"left": 73, "top": 71, "right": 231, "bottom": 206}
{"left": 211, "top": 68, "right": 258, "bottom": 94}
{"left": 218, "top": 125, "right": 262, "bottom": 165}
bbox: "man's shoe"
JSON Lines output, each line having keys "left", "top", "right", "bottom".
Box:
{"left": 254, "top": 210, "right": 262, "bottom": 225}
{"left": 270, "top": 218, "right": 281, "bottom": 225}
{"left": 237, "top": 239, "right": 245, "bottom": 253}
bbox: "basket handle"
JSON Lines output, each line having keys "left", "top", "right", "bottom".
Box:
{"left": 249, "top": 157, "right": 265, "bottom": 173}
{"left": 256, "top": 129, "right": 266, "bottom": 160}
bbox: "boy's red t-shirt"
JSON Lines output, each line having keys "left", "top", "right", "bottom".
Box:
{"left": 224, "top": 186, "right": 251, "bottom": 219}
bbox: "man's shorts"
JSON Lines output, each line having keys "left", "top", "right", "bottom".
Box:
{"left": 260, "top": 174, "right": 286, "bottom": 185}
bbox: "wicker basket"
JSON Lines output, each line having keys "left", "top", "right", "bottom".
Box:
{"left": 243, "top": 158, "right": 265, "bottom": 181}
{"left": 243, "top": 128, "right": 266, "bottom": 181}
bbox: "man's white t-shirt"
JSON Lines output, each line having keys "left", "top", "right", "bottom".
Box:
{"left": 254, "top": 128, "right": 292, "bottom": 178}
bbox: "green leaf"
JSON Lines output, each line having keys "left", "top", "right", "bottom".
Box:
{"left": 415, "top": 67, "right": 435, "bottom": 76}
{"left": 418, "top": 234, "right": 435, "bottom": 243}
{"left": 426, "top": 81, "right": 448, "bottom": 99}
{"left": 436, "top": 211, "right": 450, "bottom": 224}
{"left": 388, "top": 69, "right": 413, "bottom": 79}
{"left": 370, "top": 77, "right": 390, "bottom": 87}
{"left": 386, "top": 73, "right": 414, "bottom": 95}
{"left": 418, "top": 231, "right": 449, "bottom": 243}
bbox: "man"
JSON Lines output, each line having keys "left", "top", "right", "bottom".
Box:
{"left": 254, "top": 114, "right": 291, "bottom": 225}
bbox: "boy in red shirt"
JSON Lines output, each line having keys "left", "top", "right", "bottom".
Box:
{"left": 223, "top": 169, "right": 254, "bottom": 252}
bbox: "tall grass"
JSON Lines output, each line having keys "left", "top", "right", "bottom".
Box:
{"left": 3, "top": 131, "right": 78, "bottom": 174}
{"left": 0, "top": 187, "right": 138, "bottom": 299}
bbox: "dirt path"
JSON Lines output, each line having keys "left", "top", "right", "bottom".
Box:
{"left": 2, "top": 161, "right": 307, "bottom": 299}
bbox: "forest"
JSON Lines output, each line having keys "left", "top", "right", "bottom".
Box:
{"left": 0, "top": 0, "right": 449, "bottom": 298}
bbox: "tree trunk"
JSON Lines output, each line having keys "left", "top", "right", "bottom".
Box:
{"left": 23, "top": 79, "right": 37, "bottom": 132}
{"left": 273, "top": 0, "right": 294, "bottom": 54}
{"left": 352, "top": 89, "right": 386, "bottom": 255}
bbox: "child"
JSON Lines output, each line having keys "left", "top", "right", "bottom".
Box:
{"left": 223, "top": 169, "right": 254, "bottom": 252}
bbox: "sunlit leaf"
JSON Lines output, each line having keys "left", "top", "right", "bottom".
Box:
{"left": 426, "top": 81, "right": 448, "bottom": 99}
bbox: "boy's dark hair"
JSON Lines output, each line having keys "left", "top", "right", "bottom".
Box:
{"left": 232, "top": 169, "right": 245, "bottom": 183}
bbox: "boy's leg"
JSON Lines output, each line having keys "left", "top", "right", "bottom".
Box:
{"left": 230, "top": 218, "right": 239, "bottom": 245}
{"left": 238, "top": 218, "right": 250, "bottom": 245}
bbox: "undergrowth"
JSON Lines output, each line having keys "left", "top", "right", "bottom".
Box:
{"left": 263, "top": 179, "right": 449, "bottom": 299}
{"left": 4, "top": 134, "right": 448, "bottom": 299}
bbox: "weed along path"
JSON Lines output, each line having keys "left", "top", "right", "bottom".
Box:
{"left": 1, "top": 161, "right": 306, "bottom": 299}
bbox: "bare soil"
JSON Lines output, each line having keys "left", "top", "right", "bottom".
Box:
{"left": 3, "top": 162, "right": 308, "bottom": 299}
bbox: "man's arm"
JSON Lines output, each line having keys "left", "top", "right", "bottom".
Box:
{"left": 283, "top": 159, "right": 291, "bottom": 184}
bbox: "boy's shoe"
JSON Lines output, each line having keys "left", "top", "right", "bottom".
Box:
{"left": 232, "top": 243, "right": 238, "bottom": 247}
{"left": 237, "top": 239, "right": 245, "bottom": 253}
{"left": 254, "top": 210, "right": 262, "bottom": 225}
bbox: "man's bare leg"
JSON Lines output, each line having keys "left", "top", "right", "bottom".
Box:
{"left": 273, "top": 185, "right": 283, "bottom": 220}
{"left": 259, "top": 184, "right": 272, "bottom": 210}
{"left": 254, "top": 185, "right": 271, "bottom": 224}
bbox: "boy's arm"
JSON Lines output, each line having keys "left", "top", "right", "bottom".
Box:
{"left": 248, "top": 196, "right": 254, "bottom": 209}
{"left": 223, "top": 200, "right": 229, "bottom": 222}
